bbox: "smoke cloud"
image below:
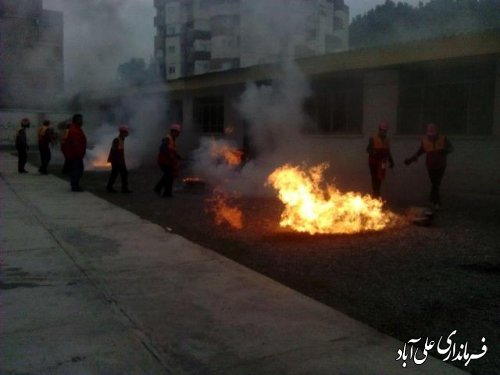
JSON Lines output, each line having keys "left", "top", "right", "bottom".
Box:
{"left": 191, "top": 0, "right": 315, "bottom": 195}
{"left": 85, "top": 95, "right": 167, "bottom": 170}
{"left": 43, "top": 0, "right": 154, "bottom": 93}
{"left": 41, "top": 0, "right": 162, "bottom": 170}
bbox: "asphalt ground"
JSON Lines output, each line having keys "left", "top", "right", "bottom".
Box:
{"left": 27, "top": 153, "right": 499, "bottom": 375}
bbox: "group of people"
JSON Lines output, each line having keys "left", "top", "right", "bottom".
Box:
{"left": 16, "top": 115, "right": 451, "bottom": 208}
{"left": 104, "top": 122, "right": 182, "bottom": 197}
{"left": 367, "top": 121, "right": 453, "bottom": 209}
{"left": 15, "top": 117, "right": 56, "bottom": 175}
{"left": 15, "top": 115, "right": 183, "bottom": 197}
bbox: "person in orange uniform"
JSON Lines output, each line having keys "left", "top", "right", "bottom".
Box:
{"left": 366, "top": 121, "right": 394, "bottom": 198}
{"left": 404, "top": 123, "right": 453, "bottom": 210}
{"left": 106, "top": 125, "right": 131, "bottom": 193}
{"left": 15, "top": 118, "right": 31, "bottom": 173}
{"left": 64, "top": 114, "right": 87, "bottom": 192}
{"left": 154, "top": 123, "right": 181, "bottom": 197}
{"left": 37, "top": 120, "right": 55, "bottom": 174}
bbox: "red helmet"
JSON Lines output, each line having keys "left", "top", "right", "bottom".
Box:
{"left": 119, "top": 125, "right": 129, "bottom": 134}
{"left": 378, "top": 121, "right": 389, "bottom": 131}
{"left": 170, "top": 123, "right": 182, "bottom": 133}
{"left": 426, "top": 123, "right": 437, "bottom": 136}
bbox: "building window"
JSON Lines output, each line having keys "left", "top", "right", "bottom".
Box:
{"left": 167, "top": 26, "right": 175, "bottom": 35}
{"left": 397, "top": 62, "right": 495, "bottom": 135}
{"left": 168, "top": 45, "right": 175, "bottom": 53}
{"left": 194, "top": 97, "right": 224, "bottom": 133}
{"left": 304, "top": 89, "right": 363, "bottom": 134}
{"left": 168, "top": 66, "right": 176, "bottom": 74}
{"left": 334, "top": 16, "right": 345, "bottom": 30}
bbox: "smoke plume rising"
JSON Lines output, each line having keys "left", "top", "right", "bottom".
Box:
{"left": 43, "top": 0, "right": 154, "bottom": 93}
{"left": 85, "top": 95, "right": 167, "bottom": 170}
{"left": 191, "top": 1, "right": 315, "bottom": 195}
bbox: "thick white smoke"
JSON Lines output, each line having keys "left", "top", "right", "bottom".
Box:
{"left": 86, "top": 95, "right": 167, "bottom": 170}
{"left": 42, "top": 0, "right": 163, "bottom": 169}
{"left": 43, "top": 0, "right": 154, "bottom": 92}
{"left": 191, "top": 0, "right": 315, "bottom": 195}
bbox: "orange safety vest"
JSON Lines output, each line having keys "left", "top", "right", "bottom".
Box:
{"left": 107, "top": 136, "right": 125, "bottom": 164}
{"left": 38, "top": 126, "right": 48, "bottom": 141}
{"left": 372, "top": 135, "right": 390, "bottom": 151}
{"left": 422, "top": 134, "right": 446, "bottom": 152}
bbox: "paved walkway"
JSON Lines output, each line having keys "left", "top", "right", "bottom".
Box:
{"left": 0, "top": 152, "right": 467, "bottom": 375}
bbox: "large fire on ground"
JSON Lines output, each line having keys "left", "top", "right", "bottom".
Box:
{"left": 267, "top": 163, "right": 398, "bottom": 235}
{"left": 203, "top": 140, "right": 244, "bottom": 229}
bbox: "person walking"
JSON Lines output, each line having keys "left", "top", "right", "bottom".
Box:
{"left": 154, "top": 123, "right": 182, "bottom": 197}
{"left": 404, "top": 123, "right": 453, "bottom": 210}
{"left": 64, "top": 114, "right": 87, "bottom": 192}
{"left": 366, "top": 121, "right": 394, "bottom": 198}
{"left": 15, "top": 118, "right": 30, "bottom": 173}
{"left": 37, "top": 120, "right": 55, "bottom": 174}
{"left": 106, "top": 125, "right": 132, "bottom": 193}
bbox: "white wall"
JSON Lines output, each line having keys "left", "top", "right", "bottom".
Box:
{"left": 0, "top": 110, "right": 71, "bottom": 146}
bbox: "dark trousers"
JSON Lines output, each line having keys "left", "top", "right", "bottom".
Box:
{"left": 69, "top": 158, "right": 84, "bottom": 189}
{"left": 17, "top": 148, "right": 27, "bottom": 172}
{"left": 107, "top": 163, "right": 128, "bottom": 191}
{"left": 154, "top": 165, "right": 174, "bottom": 197}
{"left": 39, "top": 147, "right": 51, "bottom": 174}
{"left": 427, "top": 168, "right": 445, "bottom": 204}
{"left": 369, "top": 163, "right": 382, "bottom": 197}
{"left": 62, "top": 158, "right": 71, "bottom": 175}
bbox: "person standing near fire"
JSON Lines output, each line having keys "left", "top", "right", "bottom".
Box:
{"left": 37, "top": 120, "right": 55, "bottom": 174}
{"left": 15, "top": 118, "right": 30, "bottom": 173}
{"left": 106, "top": 125, "right": 132, "bottom": 193}
{"left": 404, "top": 123, "right": 453, "bottom": 210}
{"left": 366, "top": 120, "right": 394, "bottom": 198}
{"left": 154, "top": 123, "right": 182, "bottom": 197}
{"left": 64, "top": 114, "right": 87, "bottom": 192}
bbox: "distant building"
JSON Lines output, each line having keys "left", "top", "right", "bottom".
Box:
{"left": 0, "top": 0, "right": 64, "bottom": 110}
{"left": 154, "top": 0, "right": 349, "bottom": 81}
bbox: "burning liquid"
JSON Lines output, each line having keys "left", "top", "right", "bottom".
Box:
{"left": 88, "top": 152, "right": 111, "bottom": 170}
{"left": 209, "top": 140, "right": 243, "bottom": 167}
{"left": 206, "top": 190, "right": 243, "bottom": 229}
{"left": 268, "top": 163, "right": 396, "bottom": 234}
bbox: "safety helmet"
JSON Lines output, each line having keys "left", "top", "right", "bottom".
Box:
{"left": 378, "top": 121, "right": 389, "bottom": 131}
{"left": 170, "top": 123, "right": 182, "bottom": 133}
{"left": 21, "top": 118, "right": 30, "bottom": 126}
{"left": 426, "top": 123, "right": 437, "bottom": 136}
{"left": 119, "top": 125, "right": 129, "bottom": 134}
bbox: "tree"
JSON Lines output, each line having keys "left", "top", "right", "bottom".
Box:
{"left": 349, "top": 0, "right": 500, "bottom": 48}
{"left": 117, "top": 58, "right": 159, "bottom": 86}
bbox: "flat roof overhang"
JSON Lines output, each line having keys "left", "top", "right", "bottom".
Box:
{"left": 86, "top": 30, "right": 500, "bottom": 102}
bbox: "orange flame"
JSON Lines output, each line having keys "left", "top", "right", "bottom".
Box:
{"left": 91, "top": 153, "right": 111, "bottom": 169}
{"left": 209, "top": 140, "right": 243, "bottom": 167}
{"left": 267, "top": 163, "right": 397, "bottom": 234}
{"left": 207, "top": 190, "right": 243, "bottom": 229}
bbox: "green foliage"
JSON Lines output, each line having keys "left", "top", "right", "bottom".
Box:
{"left": 117, "top": 58, "right": 159, "bottom": 86}
{"left": 349, "top": 0, "right": 500, "bottom": 48}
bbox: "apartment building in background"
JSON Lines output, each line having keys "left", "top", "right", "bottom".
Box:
{"left": 0, "top": 0, "right": 63, "bottom": 110}
{"left": 154, "top": 0, "right": 349, "bottom": 81}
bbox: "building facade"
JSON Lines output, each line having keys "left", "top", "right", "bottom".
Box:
{"left": 0, "top": 0, "right": 64, "bottom": 110}
{"left": 154, "top": 0, "right": 349, "bottom": 81}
